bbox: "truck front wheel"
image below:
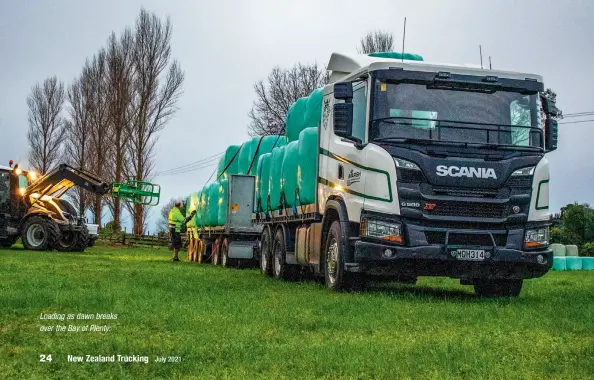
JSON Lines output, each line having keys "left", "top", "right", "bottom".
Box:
{"left": 474, "top": 279, "right": 523, "bottom": 298}
{"left": 324, "top": 220, "right": 355, "bottom": 291}
{"left": 21, "top": 216, "right": 60, "bottom": 251}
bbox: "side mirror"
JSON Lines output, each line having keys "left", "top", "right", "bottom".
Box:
{"left": 541, "top": 97, "right": 559, "bottom": 117}
{"left": 545, "top": 118, "right": 558, "bottom": 152}
{"left": 334, "top": 103, "right": 353, "bottom": 137}
{"left": 334, "top": 82, "right": 353, "bottom": 100}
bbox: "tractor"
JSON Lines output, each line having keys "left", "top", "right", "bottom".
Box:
{"left": 0, "top": 162, "right": 160, "bottom": 252}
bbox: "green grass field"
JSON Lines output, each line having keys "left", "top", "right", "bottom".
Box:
{"left": 1, "top": 244, "right": 593, "bottom": 380}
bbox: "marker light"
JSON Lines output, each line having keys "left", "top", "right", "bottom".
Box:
{"left": 28, "top": 171, "right": 38, "bottom": 180}
{"left": 15, "top": 168, "right": 22, "bottom": 175}
{"left": 19, "top": 188, "right": 25, "bottom": 196}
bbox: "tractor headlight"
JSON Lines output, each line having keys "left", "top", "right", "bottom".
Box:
{"left": 361, "top": 217, "right": 403, "bottom": 244}
{"left": 524, "top": 227, "right": 549, "bottom": 249}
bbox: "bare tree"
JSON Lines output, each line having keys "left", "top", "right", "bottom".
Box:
{"left": 85, "top": 51, "right": 111, "bottom": 226}
{"left": 105, "top": 29, "right": 135, "bottom": 231}
{"left": 248, "top": 63, "right": 328, "bottom": 136}
{"left": 357, "top": 30, "right": 395, "bottom": 54}
{"left": 27, "top": 76, "right": 67, "bottom": 174}
{"left": 125, "top": 8, "right": 184, "bottom": 235}
{"left": 64, "top": 73, "right": 93, "bottom": 217}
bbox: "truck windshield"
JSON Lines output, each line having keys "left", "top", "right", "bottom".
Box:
{"left": 370, "top": 81, "right": 542, "bottom": 149}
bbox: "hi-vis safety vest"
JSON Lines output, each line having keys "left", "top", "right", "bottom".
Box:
{"left": 168, "top": 207, "right": 185, "bottom": 233}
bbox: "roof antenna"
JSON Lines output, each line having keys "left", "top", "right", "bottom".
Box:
{"left": 479, "top": 45, "right": 483, "bottom": 69}
{"left": 489, "top": 56, "right": 492, "bottom": 70}
{"left": 401, "top": 17, "right": 407, "bottom": 62}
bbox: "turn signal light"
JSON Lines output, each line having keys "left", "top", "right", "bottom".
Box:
{"left": 524, "top": 241, "right": 543, "bottom": 248}
{"left": 382, "top": 235, "right": 403, "bottom": 244}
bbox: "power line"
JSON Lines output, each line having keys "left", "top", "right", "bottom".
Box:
{"left": 562, "top": 112, "right": 594, "bottom": 118}
{"left": 155, "top": 151, "right": 223, "bottom": 176}
{"left": 155, "top": 162, "right": 218, "bottom": 177}
{"left": 559, "top": 119, "right": 594, "bottom": 125}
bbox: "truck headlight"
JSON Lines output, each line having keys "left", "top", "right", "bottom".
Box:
{"left": 394, "top": 157, "right": 420, "bottom": 170}
{"left": 524, "top": 227, "right": 549, "bottom": 248}
{"left": 361, "top": 218, "right": 403, "bottom": 244}
{"left": 511, "top": 166, "right": 535, "bottom": 176}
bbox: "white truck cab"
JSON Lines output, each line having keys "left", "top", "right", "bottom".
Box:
{"left": 312, "top": 53, "right": 559, "bottom": 295}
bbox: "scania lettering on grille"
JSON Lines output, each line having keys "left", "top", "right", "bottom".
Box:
{"left": 436, "top": 165, "right": 497, "bottom": 179}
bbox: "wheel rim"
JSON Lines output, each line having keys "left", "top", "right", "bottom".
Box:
{"left": 326, "top": 238, "right": 339, "bottom": 284}
{"left": 26, "top": 224, "right": 45, "bottom": 247}
{"left": 59, "top": 231, "right": 75, "bottom": 247}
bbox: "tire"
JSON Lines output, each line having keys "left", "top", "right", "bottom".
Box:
{"left": 272, "top": 227, "right": 295, "bottom": 281}
{"left": 260, "top": 227, "right": 273, "bottom": 276}
{"left": 212, "top": 239, "right": 221, "bottom": 265}
{"left": 323, "top": 220, "right": 355, "bottom": 291}
{"left": 221, "top": 238, "right": 236, "bottom": 268}
{"left": 0, "top": 236, "right": 17, "bottom": 248}
{"left": 474, "top": 279, "right": 523, "bottom": 298}
{"left": 56, "top": 225, "right": 89, "bottom": 252}
{"left": 87, "top": 238, "right": 96, "bottom": 248}
{"left": 197, "top": 239, "right": 204, "bottom": 264}
{"left": 21, "top": 216, "right": 60, "bottom": 251}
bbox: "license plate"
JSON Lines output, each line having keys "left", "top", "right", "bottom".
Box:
{"left": 453, "top": 249, "right": 486, "bottom": 261}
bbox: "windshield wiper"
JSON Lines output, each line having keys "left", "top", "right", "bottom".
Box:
{"left": 372, "top": 136, "right": 462, "bottom": 146}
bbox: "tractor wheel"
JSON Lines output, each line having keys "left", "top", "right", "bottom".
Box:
{"left": 21, "top": 216, "right": 60, "bottom": 251}
{"left": 56, "top": 225, "right": 89, "bottom": 252}
{"left": 221, "top": 238, "right": 237, "bottom": 268}
{"left": 0, "top": 236, "right": 18, "bottom": 248}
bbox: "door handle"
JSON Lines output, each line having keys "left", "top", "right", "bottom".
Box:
{"left": 338, "top": 164, "right": 344, "bottom": 179}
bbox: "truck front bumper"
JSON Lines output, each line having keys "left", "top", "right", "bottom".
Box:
{"left": 348, "top": 240, "right": 552, "bottom": 280}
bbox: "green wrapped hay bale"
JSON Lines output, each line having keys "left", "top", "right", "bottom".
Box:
{"left": 269, "top": 145, "right": 286, "bottom": 210}
{"left": 217, "top": 178, "right": 229, "bottom": 225}
{"left": 368, "top": 51, "right": 424, "bottom": 61}
{"left": 550, "top": 243, "right": 566, "bottom": 257}
{"left": 217, "top": 145, "right": 240, "bottom": 179}
{"left": 197, "top": 190, "right": 207, "bottom": 226}
{"left": 566, "top": 245, "right": 579, "bottom": 257}
{"left": 566, "top": 256, "right": 583, "bottom": 270}
{"left": 297, "top": 127, "right": 319, "bottom": 205}
{"left": 286, "top": 97, "right": 308, "bottom": 142}
{"left": 582, "top": 257, "right": 594, "bottom": 270}
{"left": 552, "top": 257, "right": 566, "bottom": 271}
{"left": 257, "top": 153, "right": 272, "bottom": 212}
{"left": 185, "top": 194, "right": 195, "bottom": 229}
{"left": 248, "top": 135, "right": 286, "bottom": 175}
{"left": 282, "top": 141, "right": 299, "bottom": 207}
{"left": 206, "top": 182, "right": 220, "bottom": 226}
{"left": 237, "top": 138, "right": 258, "bottom": 174}
{"left": 193, "top": 191, "right": 203, "bottom": 226}
{"left": 303, "top": 88, "right": 324, "bottom": 128}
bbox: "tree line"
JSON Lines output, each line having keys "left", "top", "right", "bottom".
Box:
{"left": 26, "top": 8, "right": 184, "bottom": 235}
{"left": 551, "top": 203, "right": 594, "bottom": 256}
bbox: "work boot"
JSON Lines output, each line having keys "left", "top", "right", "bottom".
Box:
{"left": 172, "top": 257, "right": 180, "bottom": 262}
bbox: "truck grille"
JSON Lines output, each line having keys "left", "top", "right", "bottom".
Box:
{"left": 424, "top": 200, "right": 507, "bottom": 219}
{"left": 425, "top": 231, "right": 507, "bottom": 246}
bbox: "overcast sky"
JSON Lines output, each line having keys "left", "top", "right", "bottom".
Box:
{"left": 1, "top": 0, "right": 593, "bottom": 231}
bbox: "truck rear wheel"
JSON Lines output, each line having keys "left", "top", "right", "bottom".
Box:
{"left": 474, "top": 279, "right": 523, "bottom": 297}
{"left": 324, "top": 220, "right": 354, "bottom": 291}
{"left": 272, "top": 227, "right": 295, "bottom": 281}
{"left": 260, "top": 227, "right": 272, "bottom": 276}
{"left": 21, "top": 216, "right": 60, "bottom": 251}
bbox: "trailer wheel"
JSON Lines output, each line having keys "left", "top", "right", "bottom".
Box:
{"left": 323, "top": 220, "right": 354, "bottom": 291}
{"left": 196, "top": 239, "right": 204, "bottom": 264}
{"left": 21, "top": 216, "right": 60, "bottom": 251}
{"left": 272, "top": 227, "right": 296, "bottom": 281}
{"left": 260, "top": 226, "right": 273, "bottom": 276}
{"left": 221, "top": 238, "right": 237, "bottom": 268}
{"left": 212, "top": 238, "right": 221, "bottom": 265}
{"left": 187, "top": 235, "right": 195, "bottom": 262}
{"left": 474, "top": 279, "right": 523, "bottom": 298}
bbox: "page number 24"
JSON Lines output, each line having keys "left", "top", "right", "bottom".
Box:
{"left": 40, "top": 354, "right": 52, "bottom": 362}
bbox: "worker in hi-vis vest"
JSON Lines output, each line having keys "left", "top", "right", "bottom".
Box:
{"left": 168, "top": 201, "right": 195, "bottom": 261}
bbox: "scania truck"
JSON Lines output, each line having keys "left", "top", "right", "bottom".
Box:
{"left": 194, "top": 52, "right": 559, "bottom": 297}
